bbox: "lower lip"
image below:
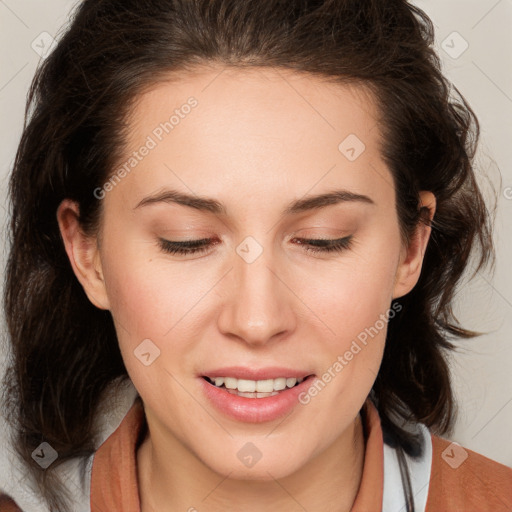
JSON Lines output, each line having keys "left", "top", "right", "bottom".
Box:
{"left": 199, "top": 375, "right": 316, "bottom": 423}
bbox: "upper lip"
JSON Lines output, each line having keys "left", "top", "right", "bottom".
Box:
{"left": 201, "top": 366, "right": 314, "bottom": 381}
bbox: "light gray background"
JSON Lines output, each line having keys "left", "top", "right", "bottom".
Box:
{"left": 1, "top": 0, "right": 511, "bottom": 471}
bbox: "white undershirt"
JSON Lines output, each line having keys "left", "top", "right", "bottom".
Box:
{"left": 382, "top": 423, "right": 433, "bottom": 512}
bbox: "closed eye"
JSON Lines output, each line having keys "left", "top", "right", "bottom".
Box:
{"left": 158, "top": 236, "right": 353, "bottom": 256}
{"left": 291, "top": 236, "right": 353, "bottom": 254}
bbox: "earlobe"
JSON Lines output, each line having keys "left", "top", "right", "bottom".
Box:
{"left": 392, "top": 191, "right": 436, "bottom": 300}
{"left": 56, "top": 199, "right": 110, "bottom": 310}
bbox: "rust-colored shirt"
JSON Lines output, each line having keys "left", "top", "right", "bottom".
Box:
{"left": 2, "top": 397, "right": 511, "bottom": 511}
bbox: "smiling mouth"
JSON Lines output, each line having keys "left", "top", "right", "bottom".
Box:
{"left": 202, "top": 375, "right": 315, "bottom": 398}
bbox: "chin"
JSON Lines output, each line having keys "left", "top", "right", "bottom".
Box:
{"left": 200, "top": 449, "right": 306, "bottom": 481}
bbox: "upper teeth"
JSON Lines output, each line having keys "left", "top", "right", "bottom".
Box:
{"left": 209, "top": 377, "right": 305, "bottom": 392}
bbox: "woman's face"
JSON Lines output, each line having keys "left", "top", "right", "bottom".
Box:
{"left": 60, "top": 66, "right": 432, "bottom": 479}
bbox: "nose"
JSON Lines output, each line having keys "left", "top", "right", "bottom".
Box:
{"left": 217, "top": 240, "right": 297, "bottom": 347}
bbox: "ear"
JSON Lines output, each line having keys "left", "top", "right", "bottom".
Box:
{"left": 56, "top": 199, "right": 110, "bottom": 310}
{"left": 392, "top": 191, "right": 436, "bottom": 300}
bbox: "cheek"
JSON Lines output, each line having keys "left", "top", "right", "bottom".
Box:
{"left": 101, "top": 261, "right": 171, "bottom": 339}
{"left": 295, "top": 238, "right": 400, "bottom": 404}
{"left": 99, "top": 258, "right": 188, "bottom": 403}
{"left": 99, "top": 238, "right": 218, "bottom": 373}
{"left": 303, "top": 244, "right": 399, "bottom": 340}
{"left": 295, "top": 246, "right": 398, "bottom": 419}
{"left": 98, "top": 239, "right": 180, "bottom": 353}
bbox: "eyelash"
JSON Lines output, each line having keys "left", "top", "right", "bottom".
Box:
{"left": 158, "top": 236, "right": 353, "bottom": 256}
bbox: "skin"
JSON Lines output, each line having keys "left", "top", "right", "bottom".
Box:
{"left": 57, "top": 66, "right": 435, "bottom": 511}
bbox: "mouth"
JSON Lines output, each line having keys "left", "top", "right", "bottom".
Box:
{"left": 201, "top": 374, "right": 315, "bottom": 399}
{"left": 199, "top": 372, "right": 317, "bottom": 423}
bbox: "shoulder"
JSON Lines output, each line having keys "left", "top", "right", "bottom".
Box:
{"left": 425, "top": 434, "right": 512, "bottom": 512}
{"left": 0, "top": 494, "right": 22, "bottom": 512}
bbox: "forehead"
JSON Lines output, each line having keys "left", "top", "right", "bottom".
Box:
{"left": 127, "top": 66, "right": 379, "bottom": 144}
{"left": 111, "top": 66, "right": 394, "bottom": 212}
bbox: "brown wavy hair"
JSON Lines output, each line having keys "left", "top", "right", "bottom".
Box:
{"left": 2, "top": 0, "right": 494, "bottom": 510}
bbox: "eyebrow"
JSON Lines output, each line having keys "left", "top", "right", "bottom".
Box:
{"left": 134, "top": 188, "right": 375, "bottom": 215}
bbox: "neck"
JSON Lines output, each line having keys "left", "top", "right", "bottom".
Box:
{"left": 137, "top": 411, "right": 366, "bottom": 512}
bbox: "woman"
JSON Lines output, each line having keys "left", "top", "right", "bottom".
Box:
{"left": 1, "top": 0, "right": 511, "bottom": 511}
